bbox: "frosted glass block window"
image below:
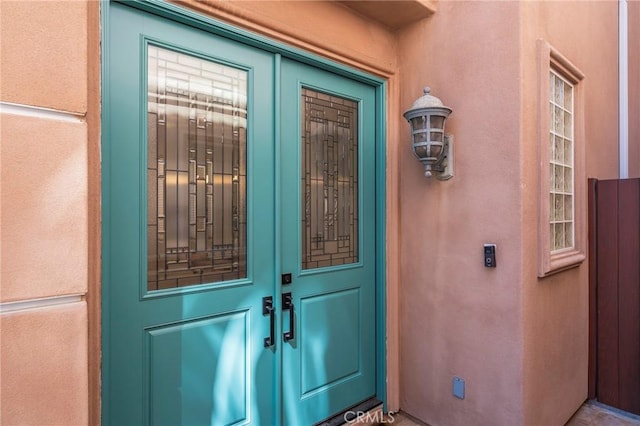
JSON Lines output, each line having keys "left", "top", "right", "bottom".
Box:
{"left": 549, "top": 70, "right": 574, "bottom": 252}
{"left": 147, "top": 45, "right": 247, "bottom": 290}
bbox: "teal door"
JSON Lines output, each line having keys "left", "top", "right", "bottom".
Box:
{"left": 280, "top": 59, "right": 376, "bottom": 424}
{"left": 103, "top": 3, "right": 378, "bottom": 425}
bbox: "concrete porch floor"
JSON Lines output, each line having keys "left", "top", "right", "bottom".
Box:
{"left": 375, "top": 401, "right": 640, "bottom": 425}
{"left": 566, "top": 402, "right": 640, "bottom": 426}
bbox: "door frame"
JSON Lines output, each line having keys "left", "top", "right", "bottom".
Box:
{"left": 100, "top": 0, "right": 388, "bottom": 421}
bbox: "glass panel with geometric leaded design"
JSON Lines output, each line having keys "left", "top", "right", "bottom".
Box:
{"left": 147, "top": 45, "right": 247, "bottom": 290}
{"left": 301, "top": 88, "right": 359, "bottom": 270}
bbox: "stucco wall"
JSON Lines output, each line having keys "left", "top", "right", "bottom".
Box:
{"left": 178, "top": 0, "right": 400, "bottom": 77}
{"left": 0, "top": 1, "right": 99, "bottom": 424}
{"left": 520, "top": 2, "right": 618, "bottom": 425}
{"left": 397, "top": 2, "right": 621, "bottom": 425}
{"left": 397, "top": 3, "right": 525, "bottom": 425}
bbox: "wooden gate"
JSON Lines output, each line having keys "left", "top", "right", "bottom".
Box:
{"left": 588, "top": 178, "right": 640, "bottom": 415}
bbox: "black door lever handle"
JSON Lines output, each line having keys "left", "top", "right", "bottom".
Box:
{"left": 282, "top": 293, "right": 294, "bottom": 342}
{"left": 263, "top": 296, "right": 275, "bottom": 348}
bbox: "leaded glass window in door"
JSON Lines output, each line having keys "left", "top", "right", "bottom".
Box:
{"left": 301, "top": 88, "right": 359, "bottom": 270}
{"left": 147, "top": 45, "right": 247, "bottom": 290}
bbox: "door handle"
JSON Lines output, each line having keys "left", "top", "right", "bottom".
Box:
{"left": 263, "top": 296, "right": 275, "bottom": 348}
{"left": 282, "top": 293, "right": 295, "bottom": 342}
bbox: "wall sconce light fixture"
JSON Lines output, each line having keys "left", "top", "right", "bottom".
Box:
{"left": 403, "top": 87, "right": 454, "bottom": 180}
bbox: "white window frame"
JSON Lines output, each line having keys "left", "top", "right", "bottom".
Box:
{"left": 537, "top": 41, "right": 586, "bottom": 277}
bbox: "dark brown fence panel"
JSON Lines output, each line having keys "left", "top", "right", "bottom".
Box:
{"left": 596, "top": 179, "right": 621, "bottom": 407}
{"left": 592, "top": 178, "right": 640, "bottom": 415}
{"left": 616, "top": 179, "right": 640, "bottom": 414}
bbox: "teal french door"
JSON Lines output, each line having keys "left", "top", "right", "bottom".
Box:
{"left": 280, "top": 59, "right": 376, "bottom": 425}
{"left": 103, "top": 3, "right": 378, "bottom": 425}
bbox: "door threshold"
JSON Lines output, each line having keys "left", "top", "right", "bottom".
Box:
{"left": 315, "top": 398, "right": 382, "bottom": 426}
